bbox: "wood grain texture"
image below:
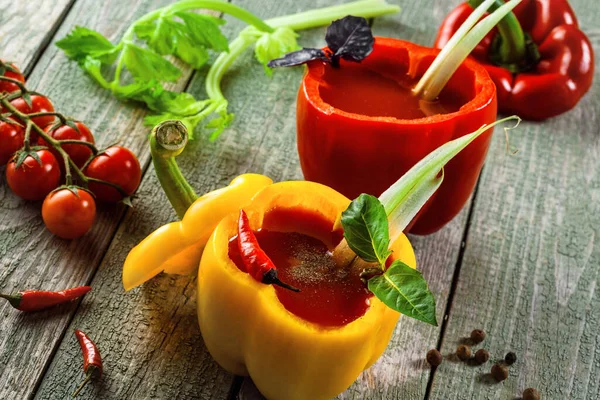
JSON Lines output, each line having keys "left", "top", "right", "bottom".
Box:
{"left": 429, "top": 0, "right": 600, "bottom": 399}
{"left": 0, "top": 0, "right": 214, "bottom": 398}
{"left": 225, "top": 1, "right": 476, "bottom": 399}
{"left": 0, "top": 0, "right": 75, "bottom": 74}
{"left": 34, "top": 0, "right": 473, "bottom": 398}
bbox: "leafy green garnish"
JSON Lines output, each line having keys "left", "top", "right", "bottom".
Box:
{"left": 56, "top": 26, "right": 119, "bottom": 64}
{"left": 368, "top": 261, "right": 437, "bottom": 325}
{"left": 122, "top": 43, "right": 182, "bottom": 82}
{"left": 341, "top": 194, "right": 391, "bottom": 265}
{"left": 56, "top": 0, "right": 400, "bottom": 140}
{"left": 341, "top": 116, "right": 521, "bottom": 326}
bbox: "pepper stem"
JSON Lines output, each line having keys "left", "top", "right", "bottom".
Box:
{"left": 262, "top": 269, "right": 301, "bottom": 292}
{"left": 72, "top": 371, "right": 93, "bottom": 397}
{"left": 468, "top": 0, "right": 526, "bottom": 65}
{"left": 0, "top": 293, "right": 21, "bottom": 309}
{"left": 150, "top": 121, "right": 199, "bottom": 219}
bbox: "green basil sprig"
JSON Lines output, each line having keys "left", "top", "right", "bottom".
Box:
{"left": 341, "top": 116, "right": 520, "bottom": 326}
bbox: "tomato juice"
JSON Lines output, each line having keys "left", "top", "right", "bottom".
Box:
{"left": 228, "top": 208, "right": 372, "bottom": 328}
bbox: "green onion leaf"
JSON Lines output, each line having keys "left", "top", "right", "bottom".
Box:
{"left": 368, "top": 260, "right": 437, "bottom": 326}
{"left": 380, "top": 116, "right": 520, "bottom": 244}
{"left": 417, "top": 0, "right": 522, "bottom": 100}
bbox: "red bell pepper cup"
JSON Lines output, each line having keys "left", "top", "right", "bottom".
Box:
{"left": 296, "top": 38, "right": 497, "bottom": 235}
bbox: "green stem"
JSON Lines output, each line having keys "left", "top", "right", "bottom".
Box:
{"left": 166, "top": 0, "right": 274, "bottom": 33}
{"left": 267, "top": 0, "right": 399, "bottom": 31}
{"left": 206, "top": 0, "right": 400, "bottom": 102}
{"left": 150, "top": 120, "right": 198, "bottom": 218}
{"left": 0, "top": 97, "right": 126, "bottom": 193}
{"left": 468, "top": 0, "right": 525, "bottom": 64}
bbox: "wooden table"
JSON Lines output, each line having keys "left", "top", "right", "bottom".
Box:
{"left": 1, "top": 0, "right": 598, "bottom": 398}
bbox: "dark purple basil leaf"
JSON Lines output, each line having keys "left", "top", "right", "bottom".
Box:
{"left": 325, "top": 16, "right": 374, "bottom": 63}
{"left": 268, "top": 48, "right": 329, "bottom": 68}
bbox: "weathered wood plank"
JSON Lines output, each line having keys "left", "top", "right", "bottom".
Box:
{"left": 34, "top": 0, "right": 470, "bottom": 398}
{"left": 429, "top": 0, "right": 600, "bottom": 399}
{"left": 0, "top": 0, "right": 223, "bottom": 398}
{"left": 237, "top": 1, "right": 475, "bottom": 399}
{"left": 0, "top": 0, "right": 75, "bottom": 74}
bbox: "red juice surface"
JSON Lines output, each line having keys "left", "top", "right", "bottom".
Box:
{"left": 318, "top": 64, "right": 465, "bottom": 119}
{"left": 228, "top": 230, "right": 371, "bottom": 328}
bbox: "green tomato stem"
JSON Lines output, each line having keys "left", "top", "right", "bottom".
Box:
{"left": 0, "top": 97, "right": 126, "bottom": 193}
{"left": 149, "top": 120, "right": 198, "bottom": 218}
{"left": 468, "top": 0, "right": 526, "bottom": 64}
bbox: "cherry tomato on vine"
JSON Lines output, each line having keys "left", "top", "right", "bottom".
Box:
{"left": 6, "top": 150, "right": 61, "bottom": 201}
{"left": 0, "top": 62, "right": 25, "bottom": 93}
{"left": 0, "top": 120, "right": 25, "bottom": 165}
{"left": 42, "top": 188, "right": 96, "bottom": 239}
{"left": 8, "top": 95, "right": 55, "bottom": 128}
{"left": 84, "top": 146, "right": 141, "bottom": 202}
{"left": 39, "top": 122, "right": 95, "bottom": 168}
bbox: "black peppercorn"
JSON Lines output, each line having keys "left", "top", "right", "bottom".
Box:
{"left": 523, "top": 388, "right": 540, "bottom": 400}
{"left": 470, "top": 329, "right": 486, "bottom": 343}
{"left": 426, "top": 349, "right": 443, "bottom": 367}
{"left": 491, "top": 363, "right": 508, "bottom": 382}
{"left": 505, "top": 351, "right": 517, "bottom": 365}
{"left": 456, "top": 344, "right": 472, "bottom": 361}
{"left": 474, "top": 349, "right": 489, "bottom": 365}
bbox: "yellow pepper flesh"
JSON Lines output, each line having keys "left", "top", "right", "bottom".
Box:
{"left": 122, "top": 174, "right": 273, "bottom": 290}
{"left": 198, "top": 180, "right": 416, "bottom": 400}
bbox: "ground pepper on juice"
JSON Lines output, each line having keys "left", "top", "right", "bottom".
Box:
{"left": 228, "top": 229, "right": 371, "bottom": 327}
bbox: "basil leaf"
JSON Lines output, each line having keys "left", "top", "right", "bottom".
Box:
{"left": 325, "top": 15, "right": 374, "bottom": 64}
{"left": 122, "top": 43, "right": 181, "bottom": 83}
{"left": 368, "top": 260, "right": 437, "bottom": 326}
{"left": 268, "top": 48, "right": 328, "bottom": 68}
{"left": 341, "top": 194, "right": 391, "bottom": 265}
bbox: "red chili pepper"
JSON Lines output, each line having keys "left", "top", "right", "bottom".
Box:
{"left": 237, "top": 209, "right": 300, "bottom": 292}
{"left": 435, "top": 0, "right": 594, "bottom": 121}
{"left": 73, "top": 329, "right": 103, "bottom": 397}
{"left": 0, "top": 286, "right": 92, "bottom": 312}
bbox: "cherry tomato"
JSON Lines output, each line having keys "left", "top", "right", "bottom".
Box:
{"left": 39, "top": 122, "right": 95, "bottom": 168}
{"left": 8, "top": 95, "right": 55, "bottom": 128}
{"left": 0, "top": 120, "right": 25, "bottom": 165}
{"left": 42, "top": 188, "right": 96, "bottom": 239}
{"left": 6, "top": 149, "right": 61, "bottom": 201}
{"left": 0, "top": 62, "right": 25, "bottom": 93}
{"left": 84, "top": 146, "right": 142, "bottom": 202}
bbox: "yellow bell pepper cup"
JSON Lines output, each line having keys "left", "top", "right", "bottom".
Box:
{"left": 198, "top": 180, "right": 415, "bottom": 400}
{"left": 124, "top": 118, "right": 517, "bottom": 400}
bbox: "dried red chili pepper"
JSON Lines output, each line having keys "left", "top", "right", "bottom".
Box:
{"left": 0, "top": 286, "right": 91, "bottom": 312}
{"left": 73, "top": 329, "right": 103, "bottom": 397}
{"left": 237, "top": 209, "right": 300, "bottom": 292}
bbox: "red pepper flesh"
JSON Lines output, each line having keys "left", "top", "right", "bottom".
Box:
{"left": 237, "top": 210, "right": 300, "bottom": 292}
{"left": 73, "top": 329, "right": 103, "bottom": 397}
{"left": 0, "top": 286, "right": 92, "bottom": 312}
{"left": 435, "top": 0, "right": 594, "bottom": 121}
{"left": 297, "top": 37, "right": 497, "bottom": 234}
